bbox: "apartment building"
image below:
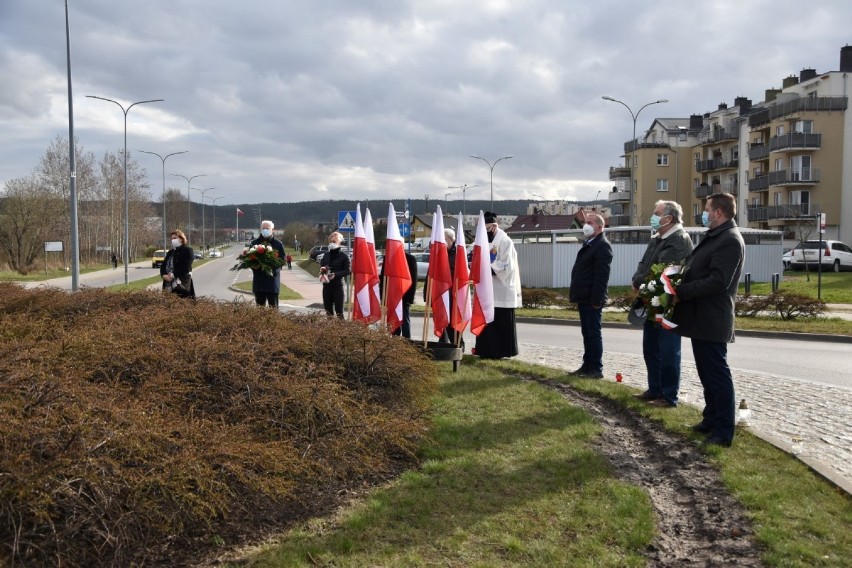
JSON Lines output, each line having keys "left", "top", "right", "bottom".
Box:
{"left": 608, "top": 45, "right": 851, "bottom": 245}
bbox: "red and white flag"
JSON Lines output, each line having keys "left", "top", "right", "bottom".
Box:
{"left": 452, "top": 212, "right": 472, "bottom": 335}
{"left": 470, "top": 211, "right": 494, "bottom": 335}
{"left": 363, "top": 208, "right": 382, "bottom": 317}
{"left": 236, "top": 208, "right": 245, "bottom": 216}
{"left": 351, "top": 204, "right": 379, "bottom": 324}
{"left": 382, "top": 203, "right": 412, "bottom": 334}
{"left": 427, "top": 206, "right": 452, "bottom": 338}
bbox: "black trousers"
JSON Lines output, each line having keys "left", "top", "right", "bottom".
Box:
{"left": 254, "top": 292, "right": 279, "bottom": 307}
{"left": 323, "top": 281, "right": 344, "bottom": 318}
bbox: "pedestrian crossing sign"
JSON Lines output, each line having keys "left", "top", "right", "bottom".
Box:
{"left": 337, "top": 210, "right": 356, "bottom": 232}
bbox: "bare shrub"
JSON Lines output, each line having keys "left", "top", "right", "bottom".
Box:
{"left": 0, "top": 283, "right": 437, "bottom": 566}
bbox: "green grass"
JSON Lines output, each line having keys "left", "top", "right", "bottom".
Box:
{"left": 0, "top": 265, "right": 112, "bottom": 281}
{"left": 745, "top": 271, "right": 852, "bottom": 304}
{"left": 232, "top": 279, "right": 302, "bottom": 300}
{"left": 243, "top": 358, "right": 852, "bottom": 567}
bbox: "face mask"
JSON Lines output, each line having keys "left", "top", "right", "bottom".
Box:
{"left": 649, "top": 214, "right": 662, "bottom": 231}
{"left": 171, "top": 238, "right": 182, "bottom": 248}
{"left": 260, "top": 228, "right": 272, "bottom": 238}
{"left": 701, "top": 211, "right": 711, "bottom": 227}
{"left": 328, "top": 242, "right": 340, "bottom": 250}
{"left": 582, "top": 224, "right": 595, "bottom": 238}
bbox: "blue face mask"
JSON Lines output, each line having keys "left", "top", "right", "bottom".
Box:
{"left": 261, "top": 228, "right": 272, "bottom": 238}
{"left": 701, "top": 211, "right": 711, "bottom": 227}
{"left": 650, "top": 214, "right": 662, "bottom": 230}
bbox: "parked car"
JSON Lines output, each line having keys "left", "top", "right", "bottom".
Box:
{"left": 207, "top": 249, "right": 222, "bottom": 258}
{"left": 193, "top": 250, "right": 203, "bottom": 260}
{"left": 789, "top": 240, "right": 852, "bottom": 272}
{"left": 151, "top": 249, "right": 166, "bottom": 268}
{"left": 411, "top": 252, "right": 429, "bottom": 281}
{"left": 309, "top": 245, "right": 329, "bottom": 260}
{"left": 782, "top": 247, "right": 795, "bottom": 270}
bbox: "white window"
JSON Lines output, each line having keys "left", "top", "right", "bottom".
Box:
{"left": 775, "top": 158, "right": 784, "bottom": 172}
{"left": 773, "top": 192, "right": 783, "bottom": 206}
{"left": 657, "top": 153, "right": 669, "bottom": 166}
{"left": 753, "top": 167, "right": 762, "bottom": 177}
{"left": 776, "top": 125, "right": 785, "bottom": 136}
{"left": 656, "top": 179, "right": 669, "bottom": 192}
{"left": 790, "top": 155, "right": 812, "bottom": 180}
{"left": 793, "top": 120, "right": 813, "bottom": 134}
{"left": 790, "top": 190, "right": 811, "bottom": 214}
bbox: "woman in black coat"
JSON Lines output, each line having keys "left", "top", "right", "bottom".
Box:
{"left": 319, "top": 232, "right": 351, "bottom": 318}
{"left": 160, "top": 229, "right": 196, "bottom": 299}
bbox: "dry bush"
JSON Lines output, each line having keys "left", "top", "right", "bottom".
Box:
{"left": 736, "top": 291, "right": 826, "bottom": 320}
{"left": 521, "top": 288, "right": 573, "bottom": 310}
{"left": 0, "top": 283, "right": 437, "bottom": 566}
{"left": 606, "top": 292, "right": 633, "bottom": 312}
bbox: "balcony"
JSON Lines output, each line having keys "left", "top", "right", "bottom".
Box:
{"left": 608, "top": 190, "right": 631, "bottom": 204}
{"left": 695, "top": 180, "right": 738, "bottom": 198}
{"left": 748, "top": 144, "right": 769, "bottom": 161}
{"left": 748, "top": 96, "right": 848, "bottom": 126}
{"left": 770, "top": 132, "right": 821, "bottom": 152}
{"left": 606, "top": 214, "right": 631, "bottom": 227}
{"left": 624, "top": 140, "right": 670, "bottom": 153}
{"left": 609, "top": 166, "right": 631, "bottom": 180}
{"left": 698, "top": 127, "right": 739, "bottom": 144}
{"left": 696, "top": 157, "right": 739, "bottom": 172}
{"left": 748, "top": 203, "right": 821, "bottom": 222}
{"left": 748, "top": 175, "right": 769, "bottom": 192}
{"left": 768, "top": 168, "right": 820, "bottom": 186}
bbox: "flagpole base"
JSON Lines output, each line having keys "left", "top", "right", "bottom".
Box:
{"left": 411, "top": 340, "right": 463, "bottom": 373}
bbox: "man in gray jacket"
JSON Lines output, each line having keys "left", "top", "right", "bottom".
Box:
{"left": 632, "top": 201, "right": 694, "bottom": 407}
{"left": 672, "top": 193, "right": 744, "bottom": 447}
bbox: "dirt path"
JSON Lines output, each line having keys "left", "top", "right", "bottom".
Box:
{"left": 525, "top": 375, "right": 764, "bottom": 566}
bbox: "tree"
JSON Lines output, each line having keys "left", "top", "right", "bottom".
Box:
{"left": 281, "top": 221, "right": 314, "bottom": 251}
{"left": 0, "top": 175, "right": 54, "bottom": 273}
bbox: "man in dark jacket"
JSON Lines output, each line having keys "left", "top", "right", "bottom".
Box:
{"left": 250, "top": 220, "right": 287, "bottom": 307}
{"left": 319, "top": 231, "right": 352, "bottom": 319}
{"left": 380, "top": 249, "right": 417, "bottom": 337}
{"left": 672, "top": 192, "right": 744, "bottom": 447}
{"left": 423, "top": 228, "right": 459, "bottom": 345}
{"left": 632, "top": 200, "right": 694, "bottom": 407}
{"left": 569, "top": 213, "right": 613, "bottom": 379}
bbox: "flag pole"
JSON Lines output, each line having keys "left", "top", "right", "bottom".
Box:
{"left": 422, "top": 275, "right": 433, "bottom": 346}
{"left": 380, "top": 274, "right": 389, "bottom": 332}
{"left": 347, "top": 276, "right": 354, "bottom": 321}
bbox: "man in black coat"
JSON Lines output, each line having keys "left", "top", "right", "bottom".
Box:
{"left": 380, "top": 249, "right": 417, "bottom": 337}
{"left": 319, "top": 231, "right": 352, "bottom": 319}
{"left": 250, "top": 220, "right": 287, "bottom": 307}
{"left": 569, "top": 213, "right": 613, "bottom": 379}
{"left": 672, "top": 192, "right": 744, "bottom": 447}
{"left": 423, "top": 228, "right": 460, "bottom": 345}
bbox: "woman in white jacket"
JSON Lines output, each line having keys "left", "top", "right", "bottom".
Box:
{"left": 474, "top": 212, "right": 522, "bottom": 359}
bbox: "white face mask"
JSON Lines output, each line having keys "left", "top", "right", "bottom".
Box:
{"left": 328, "top": 242, "right": 340, "bottom": 250}
{"left": 582, "top": 224, "right": 595, "bottom": 238}
{"left": 260, "top": 228, "right": 272, "bottom": 238}
{"left": 171, "top": 238, "right": 182, "bottom": 248}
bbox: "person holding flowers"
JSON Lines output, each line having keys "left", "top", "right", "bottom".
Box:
{"left": 319, "top": 231, "right": 351, "bottom": 319}
{"left": 631, "top": 200, "right": 693, "bottom": 408}
{"left": 248, "top": 220, "right": 286, "bottom": 307}
{"left": 160, "top": 229, "right": 195, "bottom": 299}
{"left": 672, "top": 192, "right": 744, "bottom": 448}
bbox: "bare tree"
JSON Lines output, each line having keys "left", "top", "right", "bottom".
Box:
{"left": 0, "top": 175, "right": 54, "bottom": 273}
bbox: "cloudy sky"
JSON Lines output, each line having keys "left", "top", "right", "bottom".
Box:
{"left": 2, "top": 0, "right": 850, "bottom": 207}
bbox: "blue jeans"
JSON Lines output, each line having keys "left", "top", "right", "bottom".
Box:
{"left": 578, "top": 304, "right": 603, "bottom": 373}
{"left": 691, "top": 338, "right": 736, "bottom": 443}
{"left": 642, "top": 321, "right": 682, "bottom": 404}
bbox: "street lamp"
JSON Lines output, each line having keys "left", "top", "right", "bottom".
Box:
{"left": 139, "top": 150, "right": 187, "bottom": 251}
{"left": 470, "top": 155, "right": 513, "bottom": 212}
{"left": 448, "top": 184, "right": 479, "bottom": 217}
{"left": 172, "top": 173, "right": 207, "bottom": 236}
{"left": 86, "top": 95, "right": 164, "bottom": 285}
{"left": 601, "top": 96, "right": 668, "bottom": 225}
{"left": 192, "top": 187, "right": 215, "bottom": 252}
{"left": 207, "top": 196, "right": 223, "bottom": 250}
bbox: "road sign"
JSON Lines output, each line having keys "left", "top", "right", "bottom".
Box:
{"left": 398, "top": 222, "right": 410, "bottom": 237}
{"left": 338, "top": 210, "right": 356, "bottom": 232}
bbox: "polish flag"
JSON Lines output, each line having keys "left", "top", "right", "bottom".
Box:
{"left": 236, "top": 208, "right": 245, "bottom": 216}
{"left": 351, "top": 204, "right": 379, "bottom": 323}
{"left": 452, "top": 212, "right": 472, "bottom": 335}
{"left": 470, "top": 211, "right": 494, "bottom": 335}
{"left": 363, "top": 208, "right": 382, "bottom": 319}
{"left": 382, "top": 203, "right": 412, "bottom": 334}
{"left": 428, "top": 206, "right": 452, "bottom": 337}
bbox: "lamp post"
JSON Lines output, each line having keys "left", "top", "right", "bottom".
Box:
{"left": 172, "top": 173, "right": 207, "bottom": 237}
{"left": 139, "top": 150, "right": 187, "bottom": 251}
{"left": 192, "top": 187, "right": 215, "bottom": 252}
{"left": 469, "top": 155, "right": 512, "bottom": 212}
{"left": 207, "top": 196, "right": 223, "bottom": 250}
{"left": 448, "top": 184, "right": 478, "bottom": 217}
{"left": 601, "top": 96, "right": 668, "bottom": 225}
{"left": 86, "top": 95, "right": 164, "bottom": 285}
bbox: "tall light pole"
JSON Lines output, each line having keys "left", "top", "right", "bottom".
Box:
{"left": 470, "top": 155, "right": 513, "bottom": 212}
{"left": 208, "top": 196, "right": 223, "bottom": 250}
{"left": 192, "top": 187, "right": 215, "bottom": 252}
{"left": 172, "top": 173, "right": 207, "bottom": 237}
{"left": 601, "top": 96, "right": 668, "bottom": 225}
{"left": 448, "top": 184, "right": 478, "bottom": 217}
{"left": 86, "top": 95, "right": 164, "bottom": 285}
{"left": 65, "top": 0, "right": 80, "bottom": 291}
{"left": 139, "top": 150, "right": 187, "bottom": 251}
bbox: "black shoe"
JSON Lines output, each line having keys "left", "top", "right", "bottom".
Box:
{"left": 702, "top": 435, "right": 732, "bottom": 448}
{"left": 581, "top": 370, "right": 604, "bottom": 379}
{"left": 571, "top": 367, "right": 589, "bottom": 375}
{"left": 634, "top": 390, "right": 659, "bottom": 401}
{"left": 647, "top": 398, "right": 676, "bottom": 408}
{"left": 691, "top": 422, "right": 712, "bottom": 434}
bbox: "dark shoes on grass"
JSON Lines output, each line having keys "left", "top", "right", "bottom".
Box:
{"left": 571, "top": 367, "right": 604, "bottom": 379}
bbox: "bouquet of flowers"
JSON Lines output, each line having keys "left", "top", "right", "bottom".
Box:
{"left": 637, "top": 262, "right": 684, "bottom": 329}
{"left": 319, "top": 266, "right": 330, "bottom": 283}
{"left": 230, "top": 244, "right": 285, "bottom": 276}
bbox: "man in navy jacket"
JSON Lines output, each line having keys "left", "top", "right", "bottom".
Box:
{"left": 672, "top": 193, "right": 744, "bottom": 447}
{"left": 569, "top": 213, "right": 613, "bottom": 378}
